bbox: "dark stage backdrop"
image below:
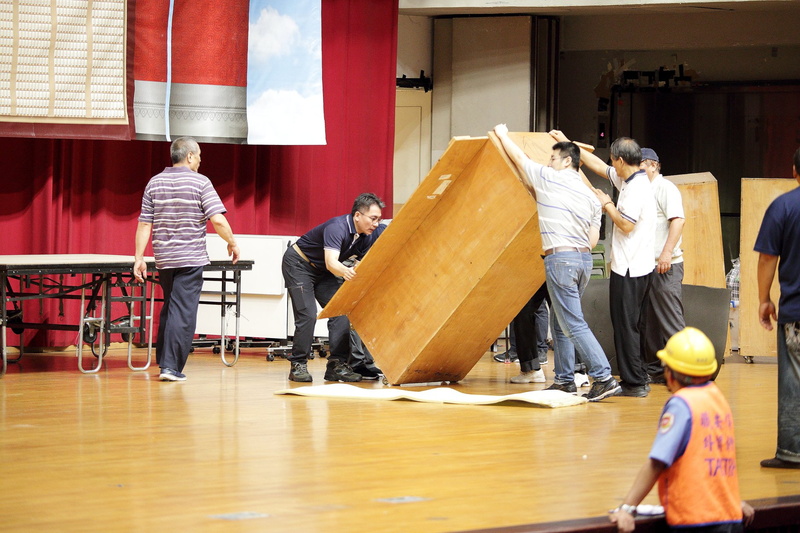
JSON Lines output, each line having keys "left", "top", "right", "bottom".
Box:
{"left": 0, "top": 0, "right": 398, "bottom": 348}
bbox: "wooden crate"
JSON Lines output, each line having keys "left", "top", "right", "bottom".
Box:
{"left": 739, "top": 178, "right": 798, "bottom": 357}
{"left": 664, "top": 172, "right": 726, "bottom": 289}
{"left": 320, "top": 133, "right": 570, "bottom": 384}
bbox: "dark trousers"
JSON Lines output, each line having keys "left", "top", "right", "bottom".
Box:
{"left": 643, "top": 263, "right": 685, "bottom": 375}
{"left": 610, "top": 270, "right": 651, "bottom": 387}
{"left": 350, "top": 327, "right": 375, "bottom": 367}
{"left": 282, "top": 246, "right": 350, "bottom": 365}
{"left": 156, "top": 266, "right": 204, "bottom": 372}
{"left": 514, "top": 283, "right": 550, "bottom": 373}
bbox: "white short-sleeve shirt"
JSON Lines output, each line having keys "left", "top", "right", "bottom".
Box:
{"left": 651, "top": 174, "right": 685, "bottom": 264}
{"left": 607, "top": 167, "right": 656, "bottom": 277}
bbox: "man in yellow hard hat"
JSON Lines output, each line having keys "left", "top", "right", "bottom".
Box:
{"left": 609, "top": 327, "right": 754, "bottom": 532}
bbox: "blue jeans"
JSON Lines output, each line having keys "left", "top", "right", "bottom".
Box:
{"left": 544, "top": 252, "right": 612, "bottom": 383}
{"left": 776, "top": 323, "right": 800, "bottom": 462}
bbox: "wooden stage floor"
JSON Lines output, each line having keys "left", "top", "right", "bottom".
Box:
{"left": 0, "top": 345, "right": 796, "bottom": 532}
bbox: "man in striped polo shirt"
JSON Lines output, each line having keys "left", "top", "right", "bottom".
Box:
{"left": 134, "top": 137, "right": 240, "bottom": 382}
{"left": 493, "top": 124, "right": 621, "bottom": 402}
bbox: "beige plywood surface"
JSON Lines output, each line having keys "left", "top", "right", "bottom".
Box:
{"left": 321, "top": 133, "right": 555, "bottom": 384}
{"left": 739, "top": 178, "right": 798, "bottom": 357}
{"left": 664, "top": 172, "right": 726, "bottom": 289}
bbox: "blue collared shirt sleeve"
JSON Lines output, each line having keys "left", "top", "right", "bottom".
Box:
{"left": 649, "top": 396, "right": 692, "bottom": 467}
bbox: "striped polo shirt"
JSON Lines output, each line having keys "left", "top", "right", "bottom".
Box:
{"left": 521, "top": 158, "right": 601, "bottom": 251}
{"left": 139, "top": 166, "right": 227, "bottom": 270}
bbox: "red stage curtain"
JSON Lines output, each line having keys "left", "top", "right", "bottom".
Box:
{"left": 0, "top": 0, "right": 398, "bottom": 348}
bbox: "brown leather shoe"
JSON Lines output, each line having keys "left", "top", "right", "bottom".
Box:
{"left": 760, "top": 457, "right": 800, "bottom": 469}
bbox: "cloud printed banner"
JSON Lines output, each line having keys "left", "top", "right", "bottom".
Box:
{"left": 247, "top": 0, "right": 325, "bottom": 145}
{"left": 132, "top": 0, "right": 323, "bottom": 145}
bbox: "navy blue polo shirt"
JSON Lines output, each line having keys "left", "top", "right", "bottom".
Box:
{"left": 295, "top": 214, "right": 386, "bottom": 268}
{"left": 754, "top": 186, "right": 800, "bottom": 323}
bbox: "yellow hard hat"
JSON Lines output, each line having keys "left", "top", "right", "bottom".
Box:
{"left": 656, "top": 327, "right": 718, "bottom": 377}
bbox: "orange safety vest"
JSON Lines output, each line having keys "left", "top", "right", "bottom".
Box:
{"left": 657, "top": 383, "right": 743, "bottom": 526}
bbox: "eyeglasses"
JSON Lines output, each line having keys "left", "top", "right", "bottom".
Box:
{"left": 358, "top": 212, "right": 382, "bottom": 224}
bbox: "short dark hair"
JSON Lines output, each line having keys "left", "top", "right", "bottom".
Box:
{"left": 351, "top": 193, "right": 385, "bottom": 217}
{"left": 794, "top": 146, "right": 800, "bottom": 173}
{"left": 552, "top": 141, "right": 580, "bottom": 170}
{"left": 170, "top": 137, "right": 199, "bottom": 164}
{"left": 610, "top": 137, "right": 642, "bottom": 166}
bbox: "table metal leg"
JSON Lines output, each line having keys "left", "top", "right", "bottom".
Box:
{"left": 77, "top": 274, "right": 104, "bottom": 374}
{"left": 127, "top": 277, "right": 152, "bottom": 371}
{"left": 220, "top": 271, "right": 239, "bottom": 367}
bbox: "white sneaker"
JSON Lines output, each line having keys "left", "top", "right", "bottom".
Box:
{"left": 510, "top": 369, "right": 546, "bottom": 384}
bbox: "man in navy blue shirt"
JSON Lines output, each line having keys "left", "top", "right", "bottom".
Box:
{"left": 282, "top": 193, "right": 387, "bottom": 382}
{"left": 754, "top": 146, "right": 800, "bottom": 469}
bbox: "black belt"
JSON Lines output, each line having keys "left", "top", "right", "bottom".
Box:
{"left": 544, "top": 246, "right": 590, "bottom": 256}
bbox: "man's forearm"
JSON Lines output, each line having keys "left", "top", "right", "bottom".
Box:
{"left": 495, "top": 131, "right": 528, "bottom": 176}
{"left": 209, "top": 214, "right": 237, "bottom": 247}
{"left": 579, "top": 148, "right": 611, "bottom": 179}
{"left": 134, "top": 222, "right": 152, "bottom": 259}
{"left": 661, "top": 218, "right": 685, "bottom": 257}
{"left": 604, "top": 203, "right": 635, "bottom": 234}
{"left": 757, "top": 253, "right": 779, "bottom": 303}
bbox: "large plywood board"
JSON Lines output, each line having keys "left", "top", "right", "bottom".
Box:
{"left": 739, "top": 178, "right": 798, "bottom": 357}
{"left": 664, "top": 172, "right": 725, "bottom": 289}
{"left": 321, "top": 133, "right": 565, "bottom": 384}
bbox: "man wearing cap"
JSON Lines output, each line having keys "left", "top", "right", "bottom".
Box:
{"left": 754, "top": 146, "right": 800, "bottom": 469}
{"left": 609, "top": 327, "right": 754, "bottom": 532}
{"left": 640, "top": 148, "right": 686, "bottom": 384}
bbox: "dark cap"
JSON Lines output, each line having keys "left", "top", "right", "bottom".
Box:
{"left": 641, "top": 148, "right": 659, "bottom": 162}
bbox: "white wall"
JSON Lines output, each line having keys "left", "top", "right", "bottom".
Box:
{"left": 397, "top": 15, "right": 433, "bottom": 79}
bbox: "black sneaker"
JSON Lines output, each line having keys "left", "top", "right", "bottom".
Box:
{"left": 493, "top": 351, "right": 519, "bottom": 363}
{"left": 544, "top": 381, "right": 577, "bottom": 394}
{"left": 159, "top": 368, "right": 186, "bottom": 382}
{"left": 583, "top": 378, "right": 621, "bottom": 402}
{"left": 288, "top": 362, "right": 313, "bottom": 382}
{"left": 324, "top": 361, "right": 363, "bottom": 382}
{"left": 620, "top": 384, "right": 649, "bottom": 397}
{"left": 351, "top": 363, "right": 382, "bottom": 380}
